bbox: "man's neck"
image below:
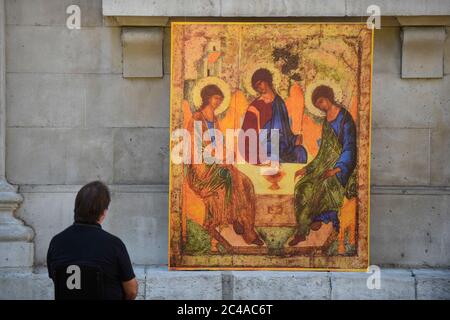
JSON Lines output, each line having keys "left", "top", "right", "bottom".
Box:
{"left": 74, "top": 221, "right": 102, "bottom": 228}
{"left": 201, "top": 106, "right": 215, "bottom": 122}
{"left": 260, "top": 91, "right": 275, "bottom": 103}
{"left": 326, "top": 104, "right": 341, "bottom": 122}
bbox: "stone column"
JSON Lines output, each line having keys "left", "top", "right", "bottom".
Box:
{"left": 0, "top": 0, "right": 34, "bottom": 267}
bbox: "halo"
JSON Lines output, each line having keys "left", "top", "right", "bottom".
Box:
{"left": 304, "top": 79, "right": 344, "bottom": 118}
{"left": 243, "top": 62, "right": 283, "bottom": 97}
{"left": 191, "top": 76, "right": 231, "bottom": 116}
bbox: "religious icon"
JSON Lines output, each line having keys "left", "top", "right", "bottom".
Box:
{"left": 169, "top": 22, "right": 373, "bottom": 270}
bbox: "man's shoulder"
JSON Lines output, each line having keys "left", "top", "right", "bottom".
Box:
{"left": 192, "top": 111, "right": 203, "bottom": 121}
{"left": 51, "top": 224, "right": 123, "bottom": 245}
{"left": 341, "top": 108, "right": 356, "bottom": 127}
{"left": 50, "top": 225, "right": 74, "bottom": 243}
{"left": 98, "top": 229, "right": 124, "bottom": 246}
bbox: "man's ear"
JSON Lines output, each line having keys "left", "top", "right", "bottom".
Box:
{"left": 98, "top": 209, "right": 107, "bottom": 223}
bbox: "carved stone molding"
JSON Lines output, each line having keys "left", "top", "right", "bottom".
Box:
{"left": 0, "top": 0, "right": 34, "bottom": 267}
{"left": 401, "top": 27, "right": 446, "bottom": 78}
{"left": 122, "top": 27, "right": 164, "bottom": 78}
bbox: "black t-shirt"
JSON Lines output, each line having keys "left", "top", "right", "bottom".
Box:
{"left": 47, "top": 222, "right": 135, "bottom": 300}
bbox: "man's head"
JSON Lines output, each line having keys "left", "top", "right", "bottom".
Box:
{"left": 74, "top": 181, "right": 111, "bottom": 224}
{"left": 251, "top": 68, "right": 273, "bottom": 94}
{"left": 311, "top": 85, "right": 335, "bottom": 112}
{"left": 200, "top": 84, "right": 224, "bottom": 110}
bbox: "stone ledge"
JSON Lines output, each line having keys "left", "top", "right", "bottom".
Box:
{"left": 145, "top": 266, "right": 223, "bottom": 300}
{"left": 102, "top": 0, "right": 450, "bottom": 17}
{"left": 331, "top": 269, "right": 415, "bottom": 299}
{"left": 231, "top": 271, "right": 331, "bottom": 300}
{"left": 413, "top": 269, "right": 450, "bottom": 300}
{"left": 1, "top": 266, "right": 449, "bottom": 300}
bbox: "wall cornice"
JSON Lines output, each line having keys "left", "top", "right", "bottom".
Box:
{"left": 102, "top": 0, "right": 450, "bottom": 19}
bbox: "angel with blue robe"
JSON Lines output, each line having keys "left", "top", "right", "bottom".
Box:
{"left": 241, "top": 68, "right": 307, "bottom": 164}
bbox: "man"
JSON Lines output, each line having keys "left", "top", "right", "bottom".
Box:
{"left": 47, "top": 181, "right": 138, "bottom": 300}
{"left": 289, "top": 85, "right": 357, "bottom": 246}
{"left": 241, "top": 68, "right": 307, "bottom": 164}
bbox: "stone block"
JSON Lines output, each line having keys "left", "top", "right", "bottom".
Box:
{"left": 231, "top": 271, "right": 330, "bottom": 300}
{"left": 134, "top": 266, "right": 147, "bottom": 300}
{"left": 102, "top": 186, "right": 168, "bottom": 265}
{"left": 6, "top": 73, "right": 84, "bottom": 128}
{"left": 373, "top": 27, "right": 401, "bottom": 75}
{"left": 221, "top": 0, "right": 346, "bottom": 17}
{"left": 6, "top": 0, "right": 103, "bottom": 27}
{"left": 346, "top": 0, "right": 450, "bottom": 16}
{"left": 331, "top": 269, "right": 415, "bottom": 299}
{"left": 15, "top": 188, "right": 76, "bottom": 265}
{"left": 0, "top": 268, "right": 53, "bottom": 300}
{"left": 370, "top": 194, "right": 450, "bottom": 267}
{"left": 372, "top": 73, "right": 450, "bottom": 128}
{"left": 6, "top": 73, "right": 170, "bottom": 129}
{"left": 0, "top": 242, "right": 34, "bottom": 267}
{"left": 122, "top": 27, "right": 163, "bottom": 78}
{"left": 445, "top": 27, "right": 450, "bottom": 75}
{"left": 371, "top": 128, "right": 430, "bottom": 185}
{"left": 16, "top": 185, "right": 169, "bottom": 266}
{"left": 102, "top": 0, "right": 220, "bottom": 16}
{"left": 414, "top": 269, "right": 450, "bottom": 300}
{"left": 6, "top": 26, "right": 122, "bottom": 74}
{"left": 145, "top": 267, "right": 223, "bottom": 300}
{"left": 113, "top": 128, "right": 169, "bottom": 184}
{"left": 85, "top": 75, "right": 170, "bottom": 128}
{"left": 430, "top": 128, "right": 450, "bottom": 185}
{"left": 6, "top": 128, "right": 114, "bottom": 185}
{"left": 163, "top": 27, "right": 170, "bottom": 75}
{"left": 401, "top": 27, "right": 446, "bottom": 78}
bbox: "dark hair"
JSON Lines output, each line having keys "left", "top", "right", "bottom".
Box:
{"left": 74, "top": 181, "right": 111, "bottom": 224}
{"left": 311, "top": 85, "right": 335, "bottom": 105}
{"left": 200, "top": 84, "right": 224, "bottom": 109}
{"left": 251, "top": 68, "right": 273, "bottom": 91}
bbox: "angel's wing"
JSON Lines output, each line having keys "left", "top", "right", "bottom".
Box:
{"left": 219, "top": 89, "right": 249, "bottom": 131}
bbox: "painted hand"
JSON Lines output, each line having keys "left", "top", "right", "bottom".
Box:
{"left": 321, "top": 168, "right": 341, "bottom": 179}
{"left": 295, "top": 134, "right": 303, "bottom": 146}
{"left": 295, "top": 168, "right": 307, "bottom": 179}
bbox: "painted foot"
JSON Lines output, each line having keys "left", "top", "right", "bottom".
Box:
{"left": 288, "top": 233, "right": 306, "bottom": 246}
{"left": 310, "top": 221, "right": 322, "bottom": 231}
{"left": 252, "top": 237, "right": 264, "bottom": 246}
{"left": 233, "top": 221, "right": 244, "bottom": 235}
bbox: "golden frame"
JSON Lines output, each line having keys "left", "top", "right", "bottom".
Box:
{"left": 168, "top": 21, "right": 374, "bottom": 271}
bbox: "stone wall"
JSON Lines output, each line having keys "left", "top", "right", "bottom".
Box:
{"left": 3, "top": 0, "right": 450, "bottom": 269}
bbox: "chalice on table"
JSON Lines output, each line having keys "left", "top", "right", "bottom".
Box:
{"left": 262, "top": 166, "right": 286, "bottom": 190}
